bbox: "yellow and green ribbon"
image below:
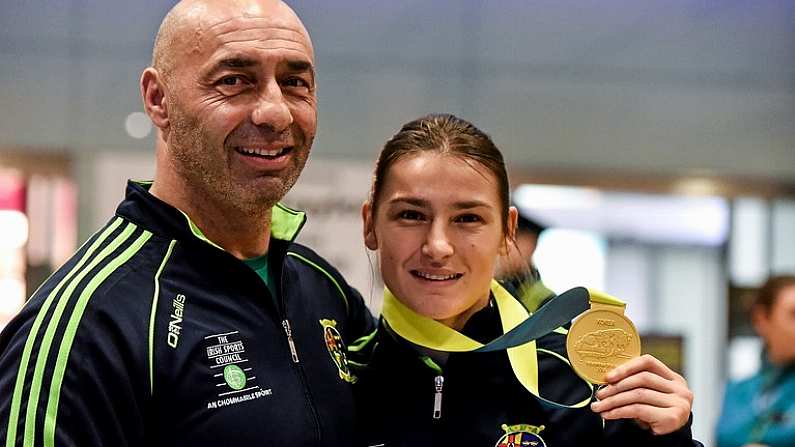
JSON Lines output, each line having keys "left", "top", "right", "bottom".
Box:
{"left": 382, "top": 280, "right": 625, "bottom": 408}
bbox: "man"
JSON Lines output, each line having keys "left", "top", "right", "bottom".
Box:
{"left": 0, "top": 0, "right": 374, "bottom": 445}
{"left": 496, "top": 206, "right": 552, "bottom": 312}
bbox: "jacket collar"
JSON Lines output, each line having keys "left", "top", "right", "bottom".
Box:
{"left": 115, "top": 180, "right": 306, "bottom": 247}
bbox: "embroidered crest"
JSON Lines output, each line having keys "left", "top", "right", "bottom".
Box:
{"left": 495, "top": 424, "right": 546, "bottom": 447}
{"left": 319, "top": 319, "right": 357, "bottom": 383}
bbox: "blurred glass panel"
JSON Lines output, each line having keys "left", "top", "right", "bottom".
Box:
{"left": 534, "top": 228, "right": 606, "bottom": 294}
{"left": 728, "top": 336, "right": 763, "bottom": 382}
{"left": 0, "top": 211, "right": 28, "bottom": 250}
{"left": 514, "top": 185, "right": 729, "bottom": 246}
{"left": 605, "top": 242, "right": 650, "bottom": 330}
{"left": 0, "top": 173, "right": 27, "bottom": 329}
{"left": 771, "top": 199, "right": 795, "bottom": 274}
{"left": 729, "top": 197, "right": 769, "bottom": 287}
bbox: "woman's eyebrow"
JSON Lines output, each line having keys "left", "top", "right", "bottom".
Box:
{"left": 451, "top": 200, "right": 492, "bottom": 210}
{"left": 387, "top": 197, "right": 428, "bottom": 207}
{"left": 387, "top": 197, "right": 493, "bottom": 210}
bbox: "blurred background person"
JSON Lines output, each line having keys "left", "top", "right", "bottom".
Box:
{"left": 715, "top": 275, "right": 795, "bottom": 447}
{"left": 496, "top": 207, "right": 553, "bottom": 313}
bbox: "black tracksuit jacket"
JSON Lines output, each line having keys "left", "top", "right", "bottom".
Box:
{"left": 0, "top": 181, "right": 375, "bottom": 446}
{"left": 352, "top": 294, "right": 702, "bottom": 447}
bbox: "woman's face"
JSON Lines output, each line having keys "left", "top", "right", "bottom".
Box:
{"left": 754, "top": 284, "right": 795, "bottom": 365}
{"left": 363, "top": 153, "right": 517, "bottom": 330}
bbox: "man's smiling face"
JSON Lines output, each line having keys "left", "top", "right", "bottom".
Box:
{"left": 162, "top": 0, "right": 317, "bottom": 214}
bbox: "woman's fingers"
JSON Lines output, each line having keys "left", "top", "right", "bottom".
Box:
{"left": 596, "top": 370, "right": 679, "bottom": 400}
{"left": 597, "top": 403, "right": 692, "bottom": 435}
{"left": 592, "top": 387, "right": 685, "bottom": 413}
{"left": 589, "top": 354, "right": 694, "bottom": 435}
{"left": 605, "top": 354, "right": 683, "bottom": 384}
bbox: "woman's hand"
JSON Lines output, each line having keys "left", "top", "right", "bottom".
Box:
{"left": 590, "top": 354, "right": 694, "bottom": 435}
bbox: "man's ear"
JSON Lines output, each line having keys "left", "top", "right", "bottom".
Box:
{"left": 500, "top": 206, "right": 519, "bottom": 256}
{"left": 141, "top": 67, "right": 169, "bottom": 130}
{"left": 362, "top": 201, "right": 378, "bottom": 250}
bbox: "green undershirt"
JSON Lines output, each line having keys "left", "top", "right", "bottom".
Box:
{"left": 243, "top": 254, "right": 277, "bottom": 302}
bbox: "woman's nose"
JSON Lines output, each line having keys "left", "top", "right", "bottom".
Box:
{"left": 421, "top": 224, "right": 454, "bottom": 261}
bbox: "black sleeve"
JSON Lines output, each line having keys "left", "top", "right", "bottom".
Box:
{"left": 0, "top": 296, "right": 148, "bottom": 446}
{"left": 605, "top": 413, "right": 702, "bottom": 446}
{"left": 341, "top": 284, "right": 377, "bottom": 344}
{"left": 0, "top": 229, "right": 155, "bottom": 447}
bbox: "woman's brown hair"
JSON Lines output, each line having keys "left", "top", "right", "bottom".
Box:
{"left": 754, "top": 275, "right": 795, "bottom": 313}
{"left": 368, "top": 113, "right": 511, "bottom": 235}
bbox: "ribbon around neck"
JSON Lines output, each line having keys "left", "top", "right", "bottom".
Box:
{"left": 383, "top": 281, "right": 598, "bottom": 353}
{"left": 381, "top": 280, "right": 626, "bottom": 408}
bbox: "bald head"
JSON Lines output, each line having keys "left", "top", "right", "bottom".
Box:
{"left": 151, "top": 0, "right": 313, "bottom": 82}
{"left": 141, "top": 0, "right": 319, "bottom": 246}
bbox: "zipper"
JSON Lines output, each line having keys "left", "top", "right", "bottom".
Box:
{"left": 277, "top": 252, "right": 320, "bottom": 444}
{"left": 282, "top": 319, "right": 300, "bottom": 363}
{"left": 236, "top": 244, "right": 319, "bottom": 442}
{"left": 433, "top": 375, "right": 444, "bottom": 419}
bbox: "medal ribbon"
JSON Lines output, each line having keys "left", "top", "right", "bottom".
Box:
{"left": 382, "top": 280, "right": 625, "bottom": 408}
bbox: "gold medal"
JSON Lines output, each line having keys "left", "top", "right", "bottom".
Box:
{"left": 566, "top": 293, "right": 641, "bottom": 384}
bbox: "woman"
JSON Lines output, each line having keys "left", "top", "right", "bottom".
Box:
{"left": 716, "top": 275, "right": 795, "bottom": 447}
{"left": 352, "top": 114, "right": 699, "bottom": 446}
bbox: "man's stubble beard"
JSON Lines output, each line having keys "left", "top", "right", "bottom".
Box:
{"left": 167, "top": 107, "right": 310, "bottom": 219}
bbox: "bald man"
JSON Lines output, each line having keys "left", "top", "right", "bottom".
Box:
{"left": 0, "top": 1, "right": 375, "bottom": 445}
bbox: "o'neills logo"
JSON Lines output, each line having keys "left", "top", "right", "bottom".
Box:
{"left": 167, "top": 294, "right": 187, "bottom": 348}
